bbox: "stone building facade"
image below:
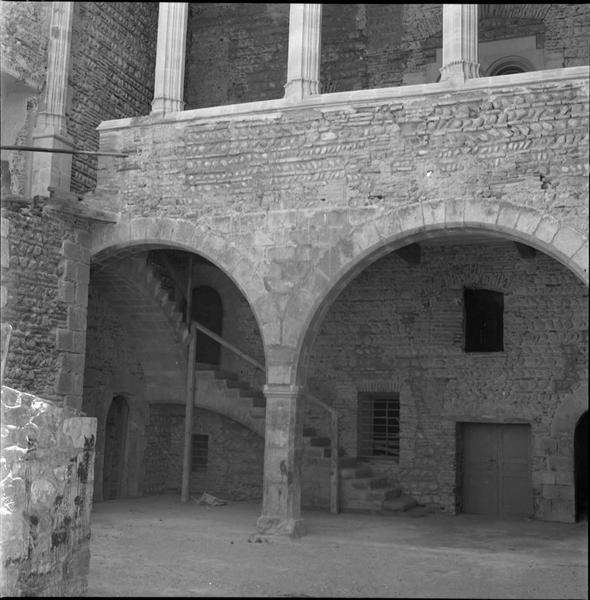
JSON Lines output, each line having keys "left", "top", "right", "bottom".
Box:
{"left": 1, "top": 2, "right": 588, "bottom": 554}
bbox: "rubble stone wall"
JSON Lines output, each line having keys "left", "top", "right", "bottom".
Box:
{"left": 144, "top": 404, "right": 264, "bottom": 501}
{"left": 307, "top": 241, "right": 588, "bottom": 518}
{"left": 1, "top": 386, "right": 97, "bottom": 597}
{"left": 0, "top": 204, "right": 91, "bottom": 408}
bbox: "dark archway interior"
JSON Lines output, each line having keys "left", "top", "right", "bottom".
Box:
{"left": 574, "top": 410, "right": 588, "bottom": 521}
{"left": 192, "top": 286, "right": 223, "bottom": 365}
{"left": 103, "top": 396, "right": 129, "bottom": 501}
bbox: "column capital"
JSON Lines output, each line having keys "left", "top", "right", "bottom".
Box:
{"left": 440, "top": 4, "right": 480, "bottom": 84}
{"left": 263, "top": 383, "right": 301, "bottom": 400}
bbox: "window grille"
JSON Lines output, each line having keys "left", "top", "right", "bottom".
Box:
{"left": 191, "top": 434, "right": 208, "bottom": 472}
{"left": 357, "top": 393, "right": 400, "bottom": 462}
{"left": 464, "top": 288, "right": 504, "bottom": 352}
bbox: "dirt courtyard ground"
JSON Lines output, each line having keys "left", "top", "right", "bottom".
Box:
{"left": 87, "top": 495, "right": 588, "bottom": 598}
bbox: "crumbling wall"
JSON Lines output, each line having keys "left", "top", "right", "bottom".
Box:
{"left": 0, "top": 386, "right": 97, "bottom": 597}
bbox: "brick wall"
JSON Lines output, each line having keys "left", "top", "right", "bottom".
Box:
{"left": 306, "top": 241, "right": 588, "bottom": 514}
{"left": 144, "top": 404, "right": 263, "bottom": 501}
{"left": 0, "top": 203, "right": 91, "bottom": 408}
{"left": 185, "top": 3, "right": 289, "bottom": 109}
{"left": 1, "top": 386, "right": 97, "bottom": 597}
{"left": 68, "top": 2, "right": 158, "bottom": 193}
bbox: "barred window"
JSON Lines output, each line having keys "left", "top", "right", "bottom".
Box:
{"left": 191, "top": 434, "right": 209, "bottom": 472}
{"left": 357, "top": 393, "right": 400, "bottom": 462}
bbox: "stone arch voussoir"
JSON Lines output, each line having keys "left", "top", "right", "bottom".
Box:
{"left": 292, "top": 198, "right": 588, "bottom": 385}
{"left": 90, "top": 216, "right": 268, "bottom": 346}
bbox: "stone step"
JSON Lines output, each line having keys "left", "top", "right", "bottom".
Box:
{"left": 249, "top": 406, "right": 266, "bottom": 419}
{"left": 307, "top": 436, "right": 331, "bottom": 447}
{"left": 339, "top": 464, "right": 373, "bottom": 479}
{"left": 382, "top": 494, "right": 418, "bottom": 513}
{"left": 341, "top": 476, "right": 390, "bottom": 490}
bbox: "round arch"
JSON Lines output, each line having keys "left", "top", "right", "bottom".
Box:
{"left": 90, "top": 216, "right": 268, "bottom": 366}
{"left": 551, "top": 382, "right": 589, "bottom": 437}
{"left": 291, "top": 199, "right": 588, "bottom": 385}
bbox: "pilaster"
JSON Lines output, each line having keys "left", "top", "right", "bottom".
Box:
{"left": 257, "top": 383, "right": 305, "bottom": 536}
{"left": 439, "top": 4, "right": 480, "bottom": 84}
{"left": 284, "top": 4, "right": 322, "bottom": 102}
{"left": 31, "top": 1, "right": 74, "bottom": 197}
{"left": 151, "top": 2, "right": 189, "bottom": 115}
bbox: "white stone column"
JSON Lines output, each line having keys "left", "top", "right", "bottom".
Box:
{"left": 439, "top": 4, "right": 480, "bottom": 83}
{"left": 151, "top": 2, "right": 188, "bottom": 115}
{"left": 284, "top": 4, "right": 322, "bottom": 102}
{"left": 31, "top": 1, "right": 74, "bottom": 197}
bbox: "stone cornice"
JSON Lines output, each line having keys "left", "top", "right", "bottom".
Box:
{"left": 97, "top": 66, "right": 589, "bottom": 133}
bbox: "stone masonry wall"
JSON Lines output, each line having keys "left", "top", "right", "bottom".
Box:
{"left": 307, "top": 241, "right": 588, "bottom": 515}
{"left": 1, "top": 386, "right": 97, "bottom": 597}
{"left": 68, "top": 2, "right": 158, "bottom": 193}
{"left": 94, "top": 76, "right": 589, "bottom": 239}
{"left": 144, "top": 404, "right": 263, "bottom": 501}
{"left": 82, "top": 283, "right": 147, "bottom": 502}
{"left": 1, "top": 203, "right": 91, "bottom": 409}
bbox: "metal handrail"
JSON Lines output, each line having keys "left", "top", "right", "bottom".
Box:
{"left": 304, "top": 391, "right": 340, "bottom": 515}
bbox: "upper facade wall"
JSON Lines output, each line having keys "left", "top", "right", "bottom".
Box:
{"left": 94, "top": 74, "right": 589, "bottom": 238}
{"left": 185, "top": 3, "right": 590, "bottom": 108}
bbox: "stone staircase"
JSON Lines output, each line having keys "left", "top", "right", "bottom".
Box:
{"left": 141, "top": 255, "right": 419, "bottom": 514}
{"left": 302, "top": 427, "right": 419, "bottom": 514}
{"left": 195, "top": 364, "right": 266, "bottom": 437}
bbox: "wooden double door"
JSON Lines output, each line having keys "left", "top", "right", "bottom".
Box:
{"left": 461, "top": 423, "right": 532, "bottom": 517}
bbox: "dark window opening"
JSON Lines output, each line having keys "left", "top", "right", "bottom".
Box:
{"left": 358, "top": 393, "right": 399, "bottom": 462}
{"left": 191, "top": 434, "right": 209, "bottom": 473}
{"left": 492, "top": 65, "right": 526, "bottom": 76}
{"left": 464, "top": 288, "right": 504, "bottom": 352}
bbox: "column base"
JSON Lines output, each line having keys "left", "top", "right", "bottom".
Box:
{"left": 256, "top": 515, "right": 306, "bottom": 538}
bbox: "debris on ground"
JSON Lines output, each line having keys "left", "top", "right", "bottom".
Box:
{"left": 247, "top": 534, "right": 270, "bottom": 544}
{"left": 194, "top": 492, "right": 228, "bottom": 506}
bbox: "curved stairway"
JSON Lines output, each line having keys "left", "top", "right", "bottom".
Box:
{"left": 141, "top": 254, "right": 417, "bottom": 514}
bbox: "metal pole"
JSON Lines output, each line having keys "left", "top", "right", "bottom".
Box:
{"left": 181, "top": 322, "right": 197, "bottom": 503}
{"left": 181, "top": 257, "right": 195, "bottom": 503}
{"left": 0, "top": 144, "right": 128, "bottom": 158}
{"left": 330, "top": 411, "right": 340, "bottom": 514}
{"left": 185, "top": 256, "right": 193, "bottom": 324}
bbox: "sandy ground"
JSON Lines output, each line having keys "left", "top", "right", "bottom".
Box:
{"left": 87, "top": 495, "right": 588, "bottom": 598}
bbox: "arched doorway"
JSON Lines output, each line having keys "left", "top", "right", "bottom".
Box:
{"left": 192, "top": 285, "right": 223, "bottom": 365}
{"left": 103, "top": 395, "right": 129, "bottom": 500}
{"left": 575, "top": 411, "right": 588, "bottom": 521}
